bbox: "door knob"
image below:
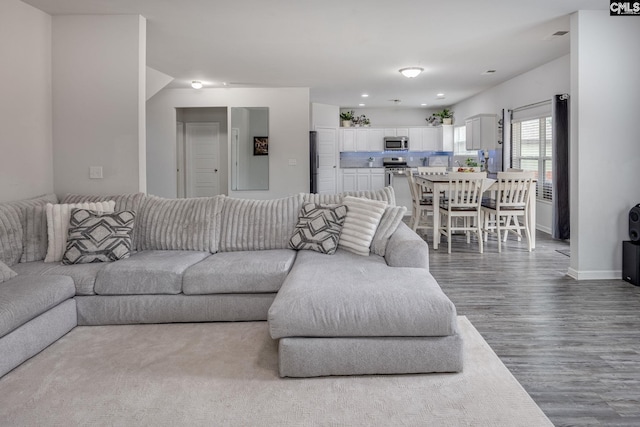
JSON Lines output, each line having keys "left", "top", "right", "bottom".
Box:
{"left": 214, "top": 169, "right": 218, "bottom": 173}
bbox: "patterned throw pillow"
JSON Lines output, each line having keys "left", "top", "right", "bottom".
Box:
{"left": 289, "top": 203, "right": 348, "bottom": 255}
{"left": 45, "top": 201, "right": 116, "bottom": 263}
{"left": 62, "top": 209, "right": 135, "bottom": 265}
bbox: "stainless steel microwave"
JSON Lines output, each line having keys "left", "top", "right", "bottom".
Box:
{"left": 384, "top": 136, "right": 409, "bottom": 151}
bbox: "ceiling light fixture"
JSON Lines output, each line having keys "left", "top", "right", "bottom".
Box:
{"left": 361, "top": 94, "right": 369, "bottom": 98}
{"left": 359, "top": 103, "right": 365, "bottom": 107}
{"left": 436, "top": 93, "right": 445, "bottom": 98}
{"left": 191, "top": 80, "right": 203, "bottom": 89}
{"left": 399, "top": 67, "right": 423, "bottom": 78}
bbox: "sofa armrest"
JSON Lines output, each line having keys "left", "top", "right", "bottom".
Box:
{"left": 384, "top": 222, "right": 429, "bottom": 269}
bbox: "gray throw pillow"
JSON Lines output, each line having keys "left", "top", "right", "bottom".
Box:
{"left": 289, "top": 203, "right": 348, "bottom": 255}
{"left": 370, "top": 206, "right": 407, "bottom": 257}
{"left": 62, "top": 209, "right": 135, "bottom": 265}
{"left": 0, "top": 260, "right": 17, "bottom": 283}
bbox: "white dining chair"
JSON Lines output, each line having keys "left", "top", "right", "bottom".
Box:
{"left": 438, "top": 172, "right": 487, "bottom": 254}
{"left": 482, "top": 171, "right": 535, "bottom": 252}
{"left": 407, "top": 170, "right": 433, "bottom": 232}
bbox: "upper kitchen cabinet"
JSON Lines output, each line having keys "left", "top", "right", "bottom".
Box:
{"left": 409, "top": 127, "right": 441, "bottom": 151}
{"left": 340, "top": 128, "right": 384, "bottom": 152}
{"left": 465, "top": 114, "right": 498, "bottom": 150}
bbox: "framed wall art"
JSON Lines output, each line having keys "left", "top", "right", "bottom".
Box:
{"left": 253, "top": 136, "right": 268, "bottom": 156}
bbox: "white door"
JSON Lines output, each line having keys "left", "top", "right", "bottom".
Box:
{"left": 185, "top": 122, "right": 220, "bottom": 197}
{"left": 315, "top": 126, "right": 338, "bottom": 194}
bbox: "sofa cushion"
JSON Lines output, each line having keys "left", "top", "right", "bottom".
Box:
{"left": 370, "top": 206, "right": 407, "bottom": 257}
{"left": 384, "top": 222, "right": 430, "bottom": 269}
{"left": 183, "top": 249, "right": 297, "bottom": 295}
{"left": 268, "top": 249, "right": 457, "bottom": 339}
{"left": 136, "top": 195, "right": 224, "bottom": 253}
{"left": 94, "top": 250, "right": 210, "bottom": 295}
{"left": 219, "top": 195, "right": 302, "bottom": 252}
{"left": 0, "top": 274, "right": 75, "bottom": 338}
{"left": 11, "top": 261, "right": 108, "bottom": 296}
{"left": 0, "top": 260, "right": 17, "bottom": 283}
{"left": 44, "top": 201, "right": 116, "bottom": 263}
{"left": 62, "top": 209, "right": 135, "bottom": 265}
{"left": 289, "top": 203, "right": 347, "bottom": 255}
{"left": 338, "top": 196, "right": 387, "bottom": 256}
{"left": 301, "top": 186, "right": 396, "bottom": 206}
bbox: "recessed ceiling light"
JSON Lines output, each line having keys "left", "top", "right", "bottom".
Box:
{"left": 191, "top": 80, "right": 203, "bottom": 89}
{"left": 399, "top": 67, "right": 423, "bottom": 78}
{"left": 436, "top": 93, "right": 445, "bottom": 98}
{"left": 359, "top": 103, "right": 365, "bottom": 107}
{"left": 421, "top": 103, "right": 428, "bottom": 106}
{"left": 361, "top": 94, "right": 369, "bottom": 98}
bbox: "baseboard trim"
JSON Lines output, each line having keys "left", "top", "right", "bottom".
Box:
{"left": 535, "top": 225, "right": 552, "bottom": 235}
{"left": 567, "top": 267, "right": 621, "bottom": 281}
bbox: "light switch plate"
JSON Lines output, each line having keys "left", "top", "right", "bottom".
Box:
{"left": 89, "top": 166, "right": 103, "bottom": 179}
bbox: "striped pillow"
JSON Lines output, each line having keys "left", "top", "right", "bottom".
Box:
{"left": 338, "top": 196, "right": 388, "bottom": 256}
{"left": 219, "top": 195, "right": 302, "bottom": 252}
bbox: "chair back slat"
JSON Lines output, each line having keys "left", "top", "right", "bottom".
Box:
{"left": 417, "top": 166, "right": 447, "bottom": 176}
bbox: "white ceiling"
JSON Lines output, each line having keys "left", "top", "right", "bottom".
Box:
{"left": 23, "top": 0, "right": 606, "bottom": 109}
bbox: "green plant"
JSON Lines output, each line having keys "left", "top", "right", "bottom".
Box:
{"left": 432, "top": 108, "right": 454, "bottom": 120}
{"left": 339, "top": 110, "right": 354, "bottom": 121}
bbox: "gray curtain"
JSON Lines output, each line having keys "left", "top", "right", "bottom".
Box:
{"left": 552, "top": 94, "right": 570, "bottom": 240}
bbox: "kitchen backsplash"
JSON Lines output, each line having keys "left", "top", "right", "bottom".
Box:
{"left": 340, "top": 151, "right": 454, "bottom": 168}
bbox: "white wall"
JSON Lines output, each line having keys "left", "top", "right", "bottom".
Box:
{"left": 311, "top": 103, "right": 339, "bottom": 128}
{"left": 452, "top": 55, "right": 571, "bottom": 233}
{"left": 146, "top": 87, "right": 310, "bottom": 199}
{"left": 569, "top": 11, "right": 640, "bottom": 280}
{"left": 0, "top": 0, "right": 53, "bottom": 202}
{"left": 339, "top": 107, "right": 440, "bottom": 127}
{"left": 52, "top": 14, "right": 146, "bottom": 198}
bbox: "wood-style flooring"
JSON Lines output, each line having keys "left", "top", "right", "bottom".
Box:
{"left": 420, "top": 228, "right": 640, "bottom": 427}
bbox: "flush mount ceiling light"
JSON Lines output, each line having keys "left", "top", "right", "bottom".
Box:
{"left": 191, "top": 80, "right": 203, "bottom": 89}
{"left": 399, "top": 67, "right": 423, "bottom": 78}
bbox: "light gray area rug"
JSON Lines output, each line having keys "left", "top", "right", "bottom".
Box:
{"left": 0, "top": 316, "right": 552, "bottom": 426}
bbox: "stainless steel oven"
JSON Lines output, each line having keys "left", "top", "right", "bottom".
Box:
{"left": 384, "top": 136, "right": 409, "bottom": 151}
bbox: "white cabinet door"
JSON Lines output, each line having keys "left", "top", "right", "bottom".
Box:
{"left": 367, "top": 128, "right": 384, "bottom": 151}
{"left": 356, "top": 168, "right": 371, "bottom": 190}
{"left": 341, "top": 169, "right": 357, "bottom": 192}
{"left": 341, "top": 129, "right": 356, "bottom": 151}
{"left": 465, "top": 115, "right": 497, "bottom": 150}
{"left": 370, "top": 169, "right": 385, "bottom": 190}
{"left": 441, "top": 125, "right": 454, "bottom": 151}
{"left": 396, "top": 128, "right": 409, "bottom": 137}
{"left": 408, "top": 128, "right": 423, "bottom": 151}
{"left": 384, "top": 128, "right": 396, "bottom": 137}
{"left": 355, "top": 129, "right": 369, "bottom": 151}
{"left": 422, "top": 127, "right": 439, "bottom": 151}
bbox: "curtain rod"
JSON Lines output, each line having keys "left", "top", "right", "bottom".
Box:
{"left": 511, "top": 99, "right": 551, "bottom": 113}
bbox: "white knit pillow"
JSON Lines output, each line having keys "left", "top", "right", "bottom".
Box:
{"left": 44, "top": 201, "right": 115, "bottom": 263}
{"left": 338, "top": 196, "right": 387, "bottom": 256}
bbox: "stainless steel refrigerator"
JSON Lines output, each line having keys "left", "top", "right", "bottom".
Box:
{"left": 309, "top": 131, "right": 318, "bottom": 193}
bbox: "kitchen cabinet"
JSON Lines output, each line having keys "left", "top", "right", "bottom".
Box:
{"left": 340, "top": 128, "right": 384, "bottom": 152}
{"left": 409, "top": 127, "right": 441, "bottom": 151}
{"left": 340, "top": 168, "right": 385, "bottom": 192}
{"left": 465, "top": 114, "right": 498, "bottom": 150}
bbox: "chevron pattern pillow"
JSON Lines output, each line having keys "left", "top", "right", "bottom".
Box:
{"left": 289, "top": 203, "right": 347, "bottom": 255}
{"left": 62, "top": 209, "right": 135, "bottom": 265}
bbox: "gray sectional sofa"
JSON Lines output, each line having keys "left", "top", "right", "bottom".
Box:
{"left": 0, "top": 188, "right": 462, "bottom": 379}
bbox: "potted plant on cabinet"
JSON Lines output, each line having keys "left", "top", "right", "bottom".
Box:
{"left": 340, "top": 110, "right": 354, "bottom": 127}
{"left": 432, "top": 109, "right": 454, "bottom": 125}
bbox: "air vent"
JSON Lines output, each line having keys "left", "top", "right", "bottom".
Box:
{"left": 553, "top": 31, "right": 569, "bottom": 36}
{"left": 482, "top": 70, "right": 497, "bottom": 75}
{"left": 543, "top": 30, "right": 569, "bottom": 40}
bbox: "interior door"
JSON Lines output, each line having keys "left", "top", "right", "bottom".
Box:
{"left": 176, "top": 122, "right": 185, "bottom": 198}
{"left": 185, "top": 122, "right": 220, "bottom": 197}
{"left": 315, "top": 126, "right": 337, "bottom": 194}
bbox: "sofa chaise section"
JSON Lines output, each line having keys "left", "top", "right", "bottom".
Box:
{"left": 268, "top": 250, "right": 463, "bottom": 377}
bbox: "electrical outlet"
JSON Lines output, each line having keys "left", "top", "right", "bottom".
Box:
{"left": 89, "top": 166, "right": 103, "bottom": 179}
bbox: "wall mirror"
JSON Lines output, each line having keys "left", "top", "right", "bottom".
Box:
{"left": 231, "top": 107, "right": 269, "bottom": 190}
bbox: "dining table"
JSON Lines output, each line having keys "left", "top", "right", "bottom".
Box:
{"left": 415, "top": 174, "right": 537, "bottom": 251}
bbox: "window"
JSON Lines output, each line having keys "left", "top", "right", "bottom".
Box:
{"left": 453, "top": 125, "right": 477, "bottom": 155}
{"left": 512, "top": 117, "right": 552, "bottom": 201}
